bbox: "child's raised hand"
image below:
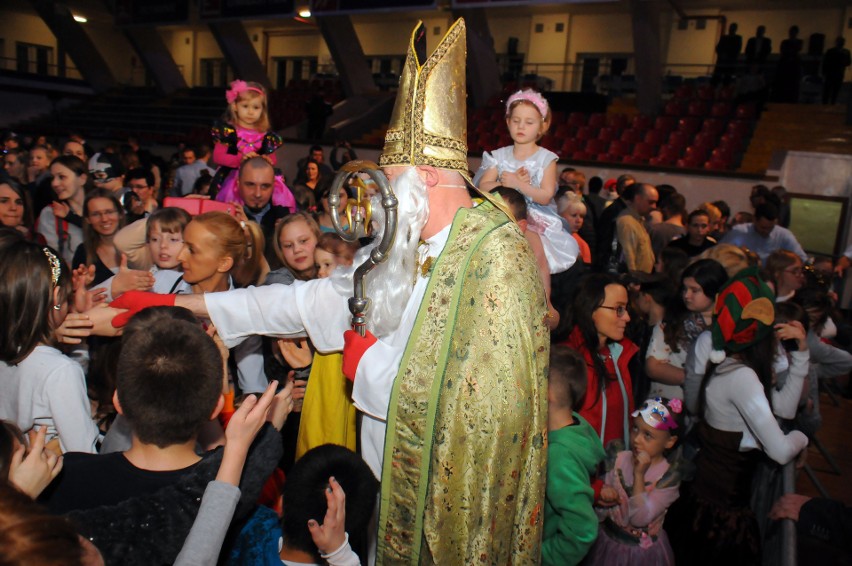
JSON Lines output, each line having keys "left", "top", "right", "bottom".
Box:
{"left": 268, "top": 377, "right": 295, "bottom": 431}
{"left": 277, "top": 338, "right": 312, "bottom": 369}
{"left": 598, "top": 485, "right": 620, "bottom": 507}
{"left": 633, "top": 450, "right": 652, "bottom": 476}
{"left": 111, "top": 254, "right": 155, "bottom": 297}
{"left": 217, "top": 380, "right": 279, "bottom": 485}
{"left": 54, "top": 312, "right": 94, "bottom": 345}
{"left": 51, "top": 201, "right": 70, "bottom": 219}
{"left": 9, "top": 427, "right": 63, "bottom": 498}
{"left": 307, "top": 476, "right": 348, "bottom": 556}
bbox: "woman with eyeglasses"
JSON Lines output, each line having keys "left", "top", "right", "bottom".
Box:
{"left": 764, "top": 249, "right": 805, "bottom": 303}
{"left": 563, "top": 273, "right": 637, "bottom": 448}
{"left": 72, "top": 188, "right": 127, "bottom": 288}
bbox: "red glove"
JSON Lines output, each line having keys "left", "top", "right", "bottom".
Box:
{"left": 109, "top": 291, "right": 176, "bottom": 328}
{"left": 342, "top": 329, "right": 377, "bottom": 382}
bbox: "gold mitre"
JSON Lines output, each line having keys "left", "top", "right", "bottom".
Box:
{"left": 379, "top": 18, "right": 470, "bottom": 182}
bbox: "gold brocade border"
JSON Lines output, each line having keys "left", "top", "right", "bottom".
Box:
{"left": 376, "top": 200, "right": 549, "bottom": 565}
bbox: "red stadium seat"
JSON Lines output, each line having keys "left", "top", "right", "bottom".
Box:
{"left": 677, "top": 117, "right": 702, "bottom": 136}
{"left": 608, "top": 113, "right": 629, "bottom": 130}
{"left": 632, "top": 142, "right": 656, "bottom": 160}
{"left": 654, "top": 115, "right": 677, "bottom": 133}
{"left": 643, "top": 129, "right": 667, "bottom": 147}
{"left": 667, "top": 131, "right": 690, "bottom": 150}
{"left": 597, "top": 127, "right": 617, "bottom": 143}
{"left": 631, "top": 114, "right": 654, "bottom": 131}
{"left": 588, "top": 113, "right": 606, "bottom": 129}
{"left": 735, "top": 103, "right": 757, "bottom": 120}
{"left": 568, "top": 112, "right": 587, "bottom": 128}
{"left": 576, "top": 126, "right": 595, "bottom": 141}
{"left": 687, "top": 100, "right": 709, "bottom": 117}
{"left": 584, "top": 138, "right": 609, "bottom": 155}
{"left": 620, "top": 128, "right": 643, "bottom": 145}
{"left": 710, "top": 102, "right": 732, "bottom": 118}
{"left": 700, "top": 118, "right": 726, "bottom": 136}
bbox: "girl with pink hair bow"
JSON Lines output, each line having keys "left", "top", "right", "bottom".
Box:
{"left": 210, "top": 80, "right": 296, "bottom": 211}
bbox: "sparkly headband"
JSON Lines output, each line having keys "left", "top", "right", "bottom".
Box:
{"left": 631, "top": 397, "right": 681, "bottom": 431}
{"left": 505, "top": 89, "right": 549, "bottom": 119}
{"left": 43, "top": 247, "right": 61, "bottom": 287}
{"left": 226, "top": 80, "right": 264, "bottom": 104}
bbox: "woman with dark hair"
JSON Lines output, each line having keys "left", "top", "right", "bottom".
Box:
{"left": 36, "top": 155, "right": 91, "bottom": 265}
{"left": 563, "top": 273, "right": 636, "bottom": 447}
{"left": 315, "top": 183, "right": 350, "bottom": 233}
{"left": 0, "top": 178, "right": 38, "bottom": 241}
{"left": 0, "top": 237, "right": 99, "bottom": 453}
{"left": 646, "top": 259, "right": 729, "bottom": 401}
{"left": 673, "top": 267, "right": 809, "bottom": 565}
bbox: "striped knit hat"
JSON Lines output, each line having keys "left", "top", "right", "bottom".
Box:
{"left": 709, "top": 266, "right": 775, "bottom": 363}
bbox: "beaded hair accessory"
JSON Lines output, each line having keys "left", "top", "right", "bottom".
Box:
{"left": 226, "top": 80, "right": 264, "bottom": 104}
{"left": 631, "top": 397, "right": 681, "bottom": 431}
{"left": 505, "top": 89, "right": 549, "bottom": 119}
{"left": 43, "top": 247, "right": 61, "bottom": 288}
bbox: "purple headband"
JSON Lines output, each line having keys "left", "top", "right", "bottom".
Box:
{"left": 506, "top": 89, "right": 549, "bottom": 119}
{"left": 226, "top": 80, "right": 264, "bottom": 104}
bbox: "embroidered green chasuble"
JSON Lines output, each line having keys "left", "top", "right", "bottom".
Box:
{"left": 377, "top": 200, "right": 549, "bottom": 565}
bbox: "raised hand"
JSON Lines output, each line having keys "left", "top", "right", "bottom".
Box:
{"left": 51, "top": 201, "right": 71, "bottom": 219}
{"left": 307, "top": 477, "right": 348, "bottom": 556}
{"left": 8, "top": 427, "right": 64, "bottom": 498}
{"left": 277, "top": 338, "right": 313, "bottom": 369}
{"left": 53, "top": 312, "right": 94, "bottom": 345}
{"left": 217, "top": 380, "right": 279, "bottom": 485}
{"left": 111, "top": 254, "right": 155, "bottom": 297}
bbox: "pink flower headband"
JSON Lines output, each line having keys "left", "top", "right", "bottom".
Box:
{"left": 505, "top": 89, "right": 549, "bottom": 119}
{"left": 631, "top": 397, "right": 681, "bottom": 431}
{"left": 226, "top": 80, "right": 264, "bottom": 104}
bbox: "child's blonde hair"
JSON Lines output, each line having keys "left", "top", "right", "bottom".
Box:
{"left": 223, "top": 80, "right": 270, "bottom": 132}
{"left": 191, "top": 211, "right": 265, "bottom": 288}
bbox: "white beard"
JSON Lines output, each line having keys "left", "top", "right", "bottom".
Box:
{"left": 331, "top": 166, "right": 429, "bottom": 337}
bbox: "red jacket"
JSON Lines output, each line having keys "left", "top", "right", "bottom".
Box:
{"left": 564, "top": 326, "right": 637, "bottom": 448}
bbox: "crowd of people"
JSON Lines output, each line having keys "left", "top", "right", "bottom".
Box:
{"left": 712, "top": 22, "right": 851, "bottom": 105}
{"left": 2, "top": 16, "right": 852, "bottom": 566}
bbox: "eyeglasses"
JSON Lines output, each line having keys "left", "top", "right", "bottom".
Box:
{"left": 598, "top": 305, "right": 628, "bottom": 317}
{"left": 88, "top": 210, "right": 119, "bottom": 219}
{"left": 784, "top": 267, "right": 804, "bottom": 276}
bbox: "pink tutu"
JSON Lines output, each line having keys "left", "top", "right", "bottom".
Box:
{"left": 214, "top": 169, "right": 296, "bottom": 211}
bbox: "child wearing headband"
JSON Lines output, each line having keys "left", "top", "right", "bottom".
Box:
{"left": 584, "top": 396, "right": 684, "bottom": 565}
{"left": 0, "top": 238, "right": 100, "bottom": 453}
{"left": 473, "top": 88, "right": 578, "bottom": 275}
{"left": 210, "top": 80, "right": 295, "bottom": 211}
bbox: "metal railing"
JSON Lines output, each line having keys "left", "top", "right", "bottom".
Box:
{"left": 0, "top": 56, "right": 83, "bottom": 81}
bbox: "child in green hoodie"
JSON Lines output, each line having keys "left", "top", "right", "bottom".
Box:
{"left": 543, "top": 345, "right": 606, "bottom": 566}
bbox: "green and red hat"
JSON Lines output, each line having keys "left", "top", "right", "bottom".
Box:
{"left": 709, "top": 266, "right": 775, "bottom": 363}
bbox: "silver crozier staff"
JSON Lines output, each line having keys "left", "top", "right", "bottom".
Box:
{"left": 327, "top": 161, "right": 399, "bottom": 337}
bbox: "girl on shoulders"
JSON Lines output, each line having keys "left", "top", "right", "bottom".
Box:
{"left": 473, "top": 89, "right": 577, "bottom": 274}
{"left": 210, "top": 80, "right": 295, "bottom": 211}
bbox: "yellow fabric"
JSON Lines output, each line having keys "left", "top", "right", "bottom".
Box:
{"left": 295, "top": 352, "right": 357, "bottom": 459}
{"left": 377, "top": 200, "right": 549, "bottom": 565}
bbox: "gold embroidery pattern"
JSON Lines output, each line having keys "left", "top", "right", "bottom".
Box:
{"left": 377, "top": 201, "right": 549, "bottom": 565}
